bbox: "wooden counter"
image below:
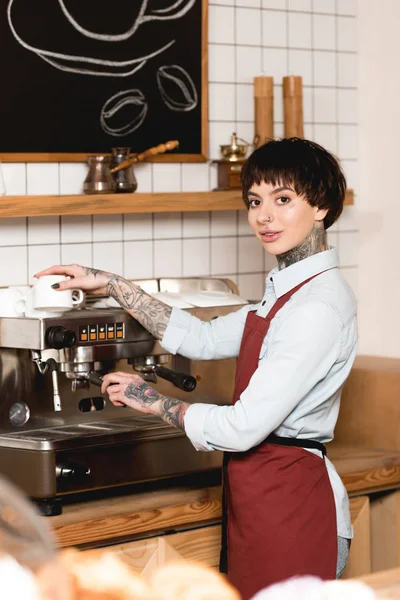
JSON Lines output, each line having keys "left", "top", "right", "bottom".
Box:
{"left": 49, "top": 443, "right": 400, "bottom": 549}
{"left": 359, "top": 567, "right": 400, "bottom": 598}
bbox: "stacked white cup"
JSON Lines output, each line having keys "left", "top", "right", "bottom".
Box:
{"left": 0, "top": 276, "right": 84, "bottom": 318}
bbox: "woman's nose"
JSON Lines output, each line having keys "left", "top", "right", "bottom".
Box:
{"left": 257, "top": 209, "right": 274, "bottom": 224}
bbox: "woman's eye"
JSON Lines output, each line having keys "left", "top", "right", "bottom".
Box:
{"left": 248, "top": 198, "right": 261, "bottom": 208}
{"left": 276, "top": 196, "right": 291, "bottom": 205}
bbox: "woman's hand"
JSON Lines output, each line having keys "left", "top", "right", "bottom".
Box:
{"left": 101, "top": 371, "right": 190, "bottom": 430}
{"left": 101, "top": 372, "right": 163, "bottom": 412}
{"left": 34, "top": 264, "right": 118, "bottom": 296}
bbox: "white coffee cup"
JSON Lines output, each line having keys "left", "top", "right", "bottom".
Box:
{"left": 0, "top": 287, "right": 26, "bottom": 317}
{"left": 20, "top": 289, "right": 61, "bottom": 318}
{"left": 32, "top": 275, "right": 84, "bottom": 312}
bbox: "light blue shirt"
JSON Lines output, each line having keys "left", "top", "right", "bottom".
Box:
{"left": 161, "top": 248, "right": 357, "bottom": 538}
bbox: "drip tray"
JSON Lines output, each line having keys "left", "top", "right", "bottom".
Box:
{"left": 0, "top": 416, "right": 181, "bottom": 451}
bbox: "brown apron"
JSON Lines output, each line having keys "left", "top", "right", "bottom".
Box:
{"left": 220, "top": 271, "right": 337, "bottom": 599}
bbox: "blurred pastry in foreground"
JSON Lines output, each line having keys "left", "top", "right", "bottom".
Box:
{"left": 57, "top": 549, "right": 153, "bottom": 600}
{"left": 150, "top": 561, "right": 240, "bottom": 600}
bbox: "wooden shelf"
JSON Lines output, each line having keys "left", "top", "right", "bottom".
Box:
{"left": 0, "top": 189, "right": 354, "bottom": 219}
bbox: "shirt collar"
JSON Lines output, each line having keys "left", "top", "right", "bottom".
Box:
{"left": 266, "top": 247, "right": 339, "bottom": 298}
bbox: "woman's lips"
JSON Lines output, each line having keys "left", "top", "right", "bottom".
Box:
{"left": 260, "top": 231, "right": 283, "bottom": 243}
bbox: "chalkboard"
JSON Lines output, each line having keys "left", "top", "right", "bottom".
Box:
{"left": 0, "top": 0, "right": 208, "bottom": 162}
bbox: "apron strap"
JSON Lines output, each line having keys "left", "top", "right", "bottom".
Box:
{"left": 266, "top": 268, "right": 336, "bottom": 322}
{"left": 265, "top": 434, "right": 327, "bottom": 456}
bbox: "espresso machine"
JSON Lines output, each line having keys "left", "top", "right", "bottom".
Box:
{"left": 0, "top": 278, "right": 246, "bottom": 515}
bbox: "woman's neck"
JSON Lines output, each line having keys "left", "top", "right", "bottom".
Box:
{"left": 277, "top": 224, "right": 328, "bottom": 270}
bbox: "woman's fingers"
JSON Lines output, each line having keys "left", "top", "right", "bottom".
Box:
{"left": 101, "top": 372, "right": 141, "bottom": 395}
{"left": 107, "top": 384, "right": 129, "bottom": 407}
{"left": 52, "top": 276, "right": 100, "bottom": 292}
{"left": 34, "top": 264, "right": 84, "bottom": 278}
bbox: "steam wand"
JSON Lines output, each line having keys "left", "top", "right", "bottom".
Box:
{"left": 31, "top": 351, "right": 62, "bottom": 412}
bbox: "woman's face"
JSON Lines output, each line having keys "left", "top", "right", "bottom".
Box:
{"left": 247, "top": 181, "right": 328, "bottom": 256}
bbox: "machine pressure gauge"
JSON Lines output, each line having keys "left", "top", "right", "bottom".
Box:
{"left": 9, "top": 402, "right": 30, "bottom": 427}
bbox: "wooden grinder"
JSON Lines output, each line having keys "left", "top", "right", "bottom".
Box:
{"left": 283, "top": 76, "right": 304, "bottom": 138}
{"left": 254, "top": 76, "right": 274, "bottom": 147}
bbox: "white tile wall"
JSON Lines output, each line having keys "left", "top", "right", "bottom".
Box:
{"left": 0, "top": 2, "right": 358, "bottom": 301}
{"left": 61, "top": 215, "right": 92, "bottom": 243}
{"left": 123, "top": 241, "right": 153, "bottom": 279}
{"left": 211, "top": 237, "right": 237, "bottom": 275}
{"left": 0, "top": 218, "right": 27, "bottom": 246}
{"left": 183, "top": 238, "right": 211, "bottom": 276}
{"left": 61, "top": 243, "right": 92, "bottom": 267}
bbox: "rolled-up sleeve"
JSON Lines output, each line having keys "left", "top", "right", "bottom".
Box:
{"left": 184, "top": 299, "right": 342, "bottom": 452}
{"left": 160, "top": 304, "right": 257, "bottom": 361}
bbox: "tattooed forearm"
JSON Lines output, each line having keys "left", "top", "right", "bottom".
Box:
{"left": 124, "top": 382, "right": 189, "bottom": 430}
{"left": 107, "top": 277, "right": 172, "bottom": 340}
{"left": 157, "top": 397, "right": 189, "bottom": 430}
{"left": 277, "top": 223, "right": 328, "bottom": 270}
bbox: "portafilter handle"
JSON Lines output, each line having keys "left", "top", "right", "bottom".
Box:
{"left": 86, "top": 372, "right": 126, "bottom": 407}
{"left": 154, "top": 366, "right": 197, "bottom": 392}
{"left": 87, "top": 372, "right": 104, "bottom": 387}
{"left": 89, "top": 368, "right": 197, "bottom": 393}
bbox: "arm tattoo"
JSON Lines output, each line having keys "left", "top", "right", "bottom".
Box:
{"left": 83, "top": 267, "right": 112, "bottom": 278}
{"left": 108, "top": 277, "right": 172, "bottom": 340}
{"left": 125, "top": 382, "right": 189, "bottom": 430}
{"left": 277, "top": 223, "right": 328, "bottom": 270}
{"left": 158, "top": 397, "right": 189, "bottom": 430}
{"left": 81, "top": 266, "right": 172, "bottom": 339}
{"left": 125, "top": 381, "right": 161, "bottom": 407}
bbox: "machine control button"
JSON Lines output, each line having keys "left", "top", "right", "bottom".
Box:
{"left": 107, "top": 324, "right": 115, "bottom": 339}
{"left": 98, "top": 325, "right": 106, "bottom": 340}
{"left": 79, "top": 326, "right": 88, "bottom": 342}
{"left": 116, "top": 323, "right": 124, "bottom": 339}
{"left": 46, "top": 326, "right": 76, "bottom": 349}
{"left": 89, "top": 325, "right": 97, "bottom": 341}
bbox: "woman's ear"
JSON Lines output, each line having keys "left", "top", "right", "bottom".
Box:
{"left": 315, "top": 206, "right": 328, "bottom": 223}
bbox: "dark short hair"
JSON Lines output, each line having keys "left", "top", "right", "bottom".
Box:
{"left": 240, "top": 137, "right": 347, "bottom": 229}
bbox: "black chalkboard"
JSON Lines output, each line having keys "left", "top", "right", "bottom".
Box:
{"left": 0, "top": 0, "right": 207, "bottom": 161}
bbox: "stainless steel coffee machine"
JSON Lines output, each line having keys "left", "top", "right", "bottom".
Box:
{"left": 0, "top": 279, "right": 245, "bottom": 515}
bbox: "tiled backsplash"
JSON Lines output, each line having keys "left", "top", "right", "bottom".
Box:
{"left": 0, "top": 0, "right": 358, "bottom": 301}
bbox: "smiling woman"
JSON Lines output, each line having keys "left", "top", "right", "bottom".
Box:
{"left": 35, "top": 138, "right": 356, "bottom": 599}
{"left": 242, "top": 137, "right": 346, "bottom": 268}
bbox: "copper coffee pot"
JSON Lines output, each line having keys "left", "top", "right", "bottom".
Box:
{"left": 83, "top": 140, "right": 179, "bottom": 194}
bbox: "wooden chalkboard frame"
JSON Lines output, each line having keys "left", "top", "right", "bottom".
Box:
{"left": 1, "top": 0, "right": 208, "bottom": 163}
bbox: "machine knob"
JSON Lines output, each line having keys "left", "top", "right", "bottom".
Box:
{"left": 46, "top": 326, "right": 76, "bottom": 350}
{"left": 55, "top": 462, "right": 90, "bottom": 479}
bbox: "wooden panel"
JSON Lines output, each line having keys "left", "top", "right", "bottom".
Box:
{"left": 370, "top": 491, "right": 400, "bottom": 573}
{"left": 90, "top": 525, "right": 222, "bottom": 573}
{"left": 336, "top": 355, "right": 400, "bottom": 451}
{"left": 343, "top": 496, "right": 371, "bottom": 579}
{"left": 0, "top": 189, "right": 354, "bottom": 219}
{"left": 51, "top": 486, "right": 222, "bottom": 549}
{"left": 330, "top": 445, "right": 400, "bottom": 495}
{"left": 358, "top": 568, "right": 400, "bottom": 598}
{"left": 0, "top": 191, "right": 244, "bottom": 218}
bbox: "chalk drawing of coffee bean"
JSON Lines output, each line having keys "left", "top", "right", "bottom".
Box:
{"left": 100, "top": 89, "right": 148, "bottom": 136}
{"left": 157, "top": 65, "right": 198, "bottom": 112}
